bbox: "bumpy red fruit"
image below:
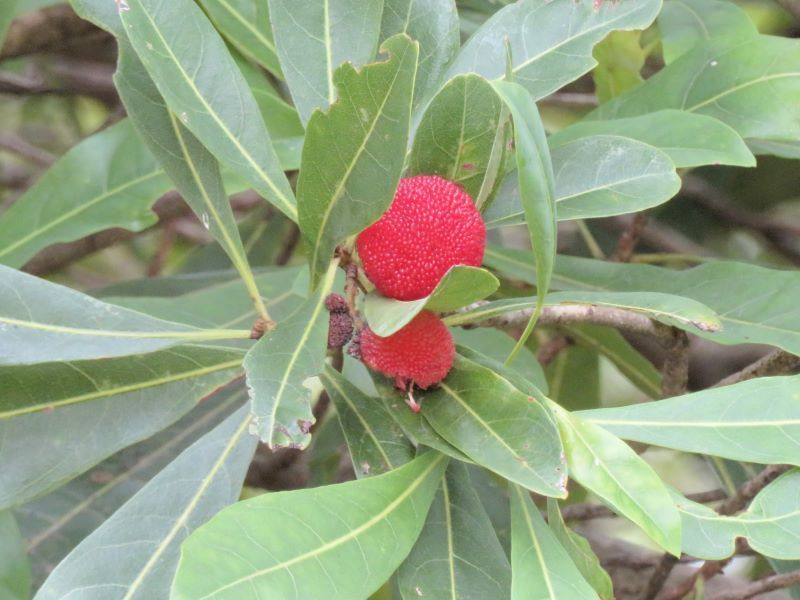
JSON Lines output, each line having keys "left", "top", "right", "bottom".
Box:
{"left": 357, "top": 175, "right": 486, "bottom": 301}
{"left": 359, "top": 310, "right": 455, "bottom": 390}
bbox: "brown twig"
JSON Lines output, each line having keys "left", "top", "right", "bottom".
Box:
{"left": 606, "top": 215, "right": 713, "bottom": 258}
{"left": 660, "top": 328, "right": 690, "bottom": 397}
{"left": 1, "top": 5, "right": 105, "bottom": 60}
{"left": 776, "top": 0, "right": 800, "bottom": 23}
{"left": 711, "top": 567, "right": 800, "bottom": 600}
{"left": 343, "top": 262, "right": 365, "bottom": 330}
{"left": 714, "top": 349, "right": 800, "bottom": 388}
{"left": 0, "top": 135, "right": 55, "bottom": 166}
{"left": 613, "top": 212, "right": 649, "bottom": 262}
{"left": 561, "top": 489, "right": 726, "bottom": 522}
{"left": 537, "top": 335, "right": 574, "bottom": 367}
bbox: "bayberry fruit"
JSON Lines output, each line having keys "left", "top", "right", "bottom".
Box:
{"left": 357, "top": 175, "right": 486, "bottom": 301}
{"left": 359, "top": 310, "right": 455, "bottom": 410}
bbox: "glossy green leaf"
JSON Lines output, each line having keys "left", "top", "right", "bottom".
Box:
{"left": 35, "top": 404, "right": 256, "bottom": 600}
{"left": 114, "top": 45, "right": 270, "bottom": 323}
{"left": 0, "top": 120, "right": 169, "bottom": 269}
{"left": 547, "top": 499, "right": 613, "bottom": 600}
{"left": 381, "top": 0, "right": 459, "bottom": 110}
{"left": 579, "top": 375, "right": 800, "bottom": 465}
{"left": 445, "top": 0, "right": 660, "bottom": 101}
{"left": 550, "top": 403, "right": 682, "bottom": 556}
{"left": 244, "top": 261, "right": 337, "bottom": 449}
{"left": 675, "top": 469, "right": 800, "bottom": 560}
{"left": 564, "top": 325, "right": 661, "bottom": 399}
{"left": 658, "top": 0, "right": 757, "bottom": 64}
{"left": 422, "top": 355, "right": 567, "bottom": 497}
{"left": 298, "top": 34, "right": 419, "bottom": 287}
{"left": 409, "top": 74, "right": 509, "bottom": 204}
{"left": 0, "top": 347, "right": 243, "bottom": 511}
{"left": 0, "top": 512, "right": 30, "bottom": 600}
{"left": 364, "top": 265, "right": 499, "bottom": 337}
{"left": 320, "top": 365, "right": 414, "bottom": 477}
{"left": 398, "top": 461, "right": 511, "bottom": 600}
{"left": 549, "top": 110, "right": 755, "bottom": 168}
{"left": 172, "top": 451, "right": 449, "bottom": 600}
{"left": 590, "top": 35, "right": 800, "bottom": 148}
{"left": 485, "top": 247, "right": 800, "bottom": 356}
{"left": 268, "top": 0, "right": 384, "bottom": 125}
{"left": 485, "top": 136, "right": 681, "bottom": 226}
{"left": 510, "top": 485, "right": 598, "bottom": 600}
{"left": 120, "top": 0, "right": 296, "bottom": 219}
{"left": 490, "top": 81, "right": 556, "bottom": 361}
{"left": 198, "top": 0, "right": 282, "bottom": 77}
{"left": 546, "top": 346, "right": 599, "bottom": 411}
{"left": 0, "top": 266, "right": 249, "bottom": 364}
{"left": 17, "top": 387, "right": 246, "bottom": 587}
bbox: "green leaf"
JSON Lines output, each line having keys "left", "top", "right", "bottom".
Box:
{"left": 549, "top": 110, "right": 755, "bottom": 168}
{"left": 0, "top": 120, "right": 169, "bottom": 269}
{"left": 422, "top": 355, "right": 567, "bottom": 497}
{"left": 364, "top": 265, "right": 499, "bottom": 337}
{"left": 0, "top": 512, "right": 30, "bottom": 600}
{"left": 0, "top": 347, "right": 243, "bottom": 511}
{"left": 0, "top": 0, "right": 20, "bottom": 55}
{"left": 445, "top": 0, "right": 661, "bottom": 101}
{"left": 35, "top": 404, "right": 256, "bottom": 600}
{"left": 244, "top": 261, "right": 338, "bottom": 449}
{"left": 409, "top": 74, "right": 509, "bottom": 204}
{"left": 172, "top": 451, "right": 449, "bottom": 599}
{"left": 675, "top": 469, "right": 800, "bottom": 560}
{"left": 564, "top": 325, "right": 661, "bottom": 399}
{"left": 298, "top": 34, "right": 419, "bottom": 288}
{"left": 658, "top": 0, "right": 757, "bottom": 64}
{"left": 490, "top": 81, "right": 556, "bottom": 361}
{"left": 510, "top": 485, "right": 598, "bottom": 600}
{"left": 592, "top": 31, "right": 646, "bottom": 103}
{"left": 0, "top": 266, "right": 249, "bottom": 364}
{"left": 485, "top": 247, "right": 800, "bottom": 356}
{"left": 114, "top": 45, "right": 271, "bottom": 323}
{"left": 546, "top": 346, "right": 600, "bottom": 411}
{"left": 550, "top": 404, "right": 682, "bottom": 556}
{"left": 120, "top": 0, "right": 296, "bottom": 219}
{"left": 590, "top": 35, "right": 800, "bottom": 148}
{"left": 579, "top": 375, "right": 800, "bottom": 465}
{"left": 398, "top": 461, "right": 511, "bottom": 600}
{"left": 484, "top": 135, "right": 682, "bottom": 226}
{"left": 320, "top": 365, "right": 414, "bottom": 477}
{"left": 547, "top": 498, "right": 613, "bottom": 600}
{"left": 16, "top": 387, "right": 246, "bottom": 587}
{"left": 197, "top": 0, "right": 282, "bottom": 77}
{"left": 268, "top": 0, "right": 385, "bottom": 125}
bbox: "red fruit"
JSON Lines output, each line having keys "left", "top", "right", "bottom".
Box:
{"left": 359, "top": 310, "right": 455, "bottom": 394}
{"left": 357, "top": 175, "right": 486, "bottom": 301}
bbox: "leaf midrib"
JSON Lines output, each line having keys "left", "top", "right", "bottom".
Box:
{"left": 514, "top": 486, "right": 557, "bottom": 599}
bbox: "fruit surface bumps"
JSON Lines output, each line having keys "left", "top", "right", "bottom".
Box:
{"left": 357, "top": 175, "right": 486, "bottom": 301}
{"left": 359, "top": 310, "right": 455, "bottom": 389}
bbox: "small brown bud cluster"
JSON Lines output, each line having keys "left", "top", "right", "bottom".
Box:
{"left": 325, "top": 294, "right": 353, "bottom": 350}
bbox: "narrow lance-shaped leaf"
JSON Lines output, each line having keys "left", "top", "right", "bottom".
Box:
{"left": 120, "top": 0, "right": 296, "bottom": 219}
{"left": 364, "top": 265, "right": 499, "bottom": 337}
{"left": 35, "top": 404, "right": 257, "bottom": 600}
{"left": 550, "top": 402, "right": 682, "bottom": 556}
{"left": 0, "top": 120, "right": 170, "bottom": 269}
{"left": 675, "top": 469, "right": 800, "bottom": 560}
{"left": 114, "top": 44, "right": 271, "bottom": 322}
{"left": 172, "top": 451, "right": 449, "bottom": 600}
{"left": 547, "top": 498, "right": 613, "bottom": 600}
{"left": 197, "top": 0, "right": 282, "bottom": 77}
{"left": 0, "top": 347, "right": 244, "bottom": 511}
{"left": 485, "top": 246, "right": 800, "bottom": 356}
{"left": 0, "top": 266, "right": 250, "bottom": 365}
{"left": 298, "top": 34, "right": 419, "bottom": 288}
{"left": 320, "top": 365, "right": 414, "bottom": 478}
{"left": 444, "top": 0, "right": 661, "bottom": 102}
{"left": 490, "top": 81, "right": 556, "bottom": 362}
{"left": 398, "top": 461, "right": 511, "bottom": 600}
{"left": 268, "top": 0, "right": 385, "bottom": 125}
{"left": 422, "top": 355, "right": 567, "bottom": 497}
{"left": 0, "top": 512, "right": 30, "bottom": 600}
{"left": 510, "top": 485, "right": 599, "bottom": 600}
{"left": 579, "top": 375, "right": 800, "bottom": 466}
{"left": 245, "top": 260, "right": 338, "bottom": 449}
{"left": 409, "top": 74, "right": 509, "bottom": 203}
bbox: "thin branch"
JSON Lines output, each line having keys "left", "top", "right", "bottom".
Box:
{"left": 711, "top": 568, "right": 800, "bottom": 600}
{"left": 537, "top": 335, "right": 574, "bottom": 367}
{"left": 776, "top": 0, "right": 800, "bottom": 23}
{"left": 0, "top": 135, "right": 55, "bottom": 166}
{"left": 606, "top": 215, "right": 714, "bottom": 257}
{"left": 660, "top": 328, "right": 690, "bottom": 397}
{"left": 1, "top": 5, "right": 104, "bottom": 60}
{"left": 714, "top": 349, "right": 800, "bottom": 388}
{"left": 613, "top": 212, "right": 649, "bottom": 262}
{"left": 561, "top": 489, "right": 726, "bottom": 521}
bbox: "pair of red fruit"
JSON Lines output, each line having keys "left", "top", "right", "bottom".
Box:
{"left": 354, "top": 175, "right": 487, "bottom": 410}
